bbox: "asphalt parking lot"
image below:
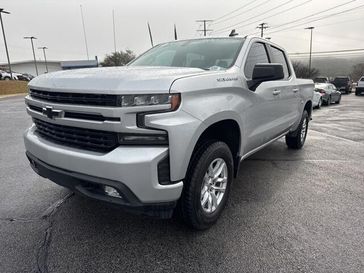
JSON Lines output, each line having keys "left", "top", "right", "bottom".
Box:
{"left": 0, "top": 94, "right": 363, "bottom": 273}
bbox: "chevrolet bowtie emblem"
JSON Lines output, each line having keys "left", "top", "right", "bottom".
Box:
{"left": 42, "top": 106, "right": 62, "bottom": 119}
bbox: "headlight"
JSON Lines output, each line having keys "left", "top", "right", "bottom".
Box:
{"left": 120, "top": 93, "right": 181, "bottom": 110}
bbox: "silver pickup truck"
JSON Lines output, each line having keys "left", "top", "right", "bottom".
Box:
{"left": 24, "top": 36, "right": 313, "bottom": 229}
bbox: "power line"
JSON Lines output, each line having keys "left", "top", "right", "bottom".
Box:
{"left": 214, "top": 0, "right": 312, "bottom": 34}
{"left": 289, "top": 48, "right": 364, "bottom": 55}
{"left": 290, "top": 52, "right": 364, "bottom": 58}
{"left": 196, "top": 20, "right": 213, "bottom": 36}
{"left": 212, "top": 0, "right": 256, "bottom": 23}
{"left": 266, "top": 0, "right": 357, "bottom": 32}
{"left": 266, "top": 3, "right": 364, "bottom": 35}
{"left": 212, "top": 0, "right": 273, "bottom": 26}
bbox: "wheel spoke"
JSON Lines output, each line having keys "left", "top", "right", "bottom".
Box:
{"left": 207, "top": 194, "right": 213, "bottom": 212}
{"left": 210, "top": 192, "right": 218, "bottom": 209}
{"left": 201, "top": 185, "right": 208, "bottom": 196}
{"left": 208, "top": 165, "right": 214, "bottom": 177}
{"left": 215, "top": 177, "right": 227, "bottom": 184}
{"left": 212, "top": 185, "right": 226, "bottom": 192}
{"left": 213, "top": 161, "right": 226, "bottom": 179}
{"left": 201, "top": 192, "right": 209, "bottom": 206}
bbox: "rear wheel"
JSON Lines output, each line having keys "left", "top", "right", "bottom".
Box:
{"left": 178, "top": 141, "right": 233, "bottom": 230}
{"left": 286, "top": 110, "right": 309, "bottom": 149}
{"left": 336, "top": 95, "right": 341, "bottom": 104}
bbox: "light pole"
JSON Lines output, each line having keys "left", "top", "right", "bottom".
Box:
{"left": 305, "top": 26, "right": 314, "bottom": 78}
{"left": 24, "top": 36, "right": 38, "bottom": 76}
{"left": 0, "top": 8, "right": 12, "bottom": 79}
{"left": 38, "top": 46, "right": 48, "bottom": 73}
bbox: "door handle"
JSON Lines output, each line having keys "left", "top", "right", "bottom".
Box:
{"left": 273, "top": 90, "right": 281, "bottom": 95}
{"left": 293, "top": 88, "right": 299, "bottom": 93}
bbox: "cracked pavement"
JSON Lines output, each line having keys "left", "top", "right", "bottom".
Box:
{"left": 0, "top": 94, "right": 363, "bottom": 273}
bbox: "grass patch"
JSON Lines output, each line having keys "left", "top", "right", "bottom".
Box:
{"left": 0, "top": 81, "right": 28, "bottom": 95}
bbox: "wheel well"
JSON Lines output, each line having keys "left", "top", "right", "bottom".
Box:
{"left": 192, "top": 119, "right": 241, "bottom": 177}
{"left": 304, "top": 100, "right": 312, "bottom": 118}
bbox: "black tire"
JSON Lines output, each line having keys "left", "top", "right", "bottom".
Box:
{"left": 178, "top": 141, "right": 233, "bottom": 230}
{"left": 4, "top": 77, "right": 10, "bottom": 81}
{"left": 336, "top": 95, "right": 341, "bottom": 104}
{"left": 325, "top": 95, "right": 331, "bottom": 106}
{"left": 285, "top": 110, "right": 309, "bottom": 150}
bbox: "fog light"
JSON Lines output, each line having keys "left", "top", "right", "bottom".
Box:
{"left": 103, "top": 186, "right": 122, "bottom": 199}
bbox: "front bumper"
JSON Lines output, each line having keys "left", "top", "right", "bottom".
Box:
{"left": 24, "top": 126, "right": 183, "bottom": 213}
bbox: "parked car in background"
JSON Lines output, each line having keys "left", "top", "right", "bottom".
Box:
{"left": 332, "top": 76, "right": 352, "bottom": 94}
{"left": 356, "top": 76, "right": 364, "bottom": 96}
{"left": 0, "top": 70, "right": 18, "bottom": 80}
{"left": 313, "top": 90, "right": 323, "bottom": 109}
{"left": 22, "top": 73, "right": 35, "bottom": 81}
{"left": 314, "top": 76, "right": 329, "bottom": 83}
{"left": 315, "top": 83, "right": 341, "bottom": 105}
{"left": 13, "top": 72, "right": 32, "bottom": 81}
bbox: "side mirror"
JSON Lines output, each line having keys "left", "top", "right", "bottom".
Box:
{"left": 248, "top": 63, "right": 284, "bottom": 91}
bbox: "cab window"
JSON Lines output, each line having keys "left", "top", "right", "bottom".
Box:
{"left": 244, "top": 43, "right": 269, "bottom": 79}
{"left": 270, "top": 46, "right": 290, "bottom": 79}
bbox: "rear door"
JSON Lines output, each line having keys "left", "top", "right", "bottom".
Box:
{"left": 267, "top": 45, "right": 301, "bottom": 130}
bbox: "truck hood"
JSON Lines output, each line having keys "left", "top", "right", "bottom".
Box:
{"left": 29, "top": 66, "right": 209, "bottom": 94}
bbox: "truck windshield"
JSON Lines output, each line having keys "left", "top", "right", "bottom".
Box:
{"left": 334, "top": 78, "right": 349, "bottom": 84}
{"left": 129, "top": 38, "right": 245, "bottom": 70}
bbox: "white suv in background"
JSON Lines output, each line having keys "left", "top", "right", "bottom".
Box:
{"left": 356, "top": 76, "right": 364, "bottom": 96}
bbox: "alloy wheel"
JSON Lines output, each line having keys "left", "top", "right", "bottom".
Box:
{"left": 200, "top": 158, "right": 228, "bottom": 214}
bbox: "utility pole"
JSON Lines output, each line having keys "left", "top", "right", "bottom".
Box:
{"left": 112, "top": 9, "right": 116, "bottom": 53}
{"left": 38, "top": 46, "right": 48, "bottom": 73}
{"left": 24, "top": 36, "right": 38, "bottom": 76}
{"left": 196, "top": 20, "right": 213, "bottom": 36}
{"left": 305, "top": 26, "right": 314, "bottom": 78}
{"left": 257, "top": 23, "right": 269, "bottom": 38}
{"left": 147, "top": 22, "right": 153, "bottom": 47}
{"left": 174, "top": 24, "right": 177, "bottom": 40}
{"left": 0, "top": 8, "right": 12, "bottom": 79}
{"left": 80, "top": 5, "right": 89, "bottom": 60}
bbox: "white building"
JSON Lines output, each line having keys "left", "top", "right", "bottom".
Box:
{"left": 0, "top": 60, "right": 62, "bottom": 76}
{"left": 0, "top": 60, "right": 98, "bottom": 77}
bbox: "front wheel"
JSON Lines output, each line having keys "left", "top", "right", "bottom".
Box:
{"left": 286, "top": 110, "right": 309, "bottom": 149}
{"left": 178, "top": 141, "right": 233, "bottom": 230}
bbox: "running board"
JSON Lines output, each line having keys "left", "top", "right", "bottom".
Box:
{"left": 241, "top": 131, "right": 289, "bottom": 161}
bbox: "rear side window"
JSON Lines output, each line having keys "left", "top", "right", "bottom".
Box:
{"left": 244, "top": 43, "right": 269, "bottom": 79}
{"left": 270, "top": 46, "right": 290, "bottom": 79}
{"left": 360, "top": 77, "right": 364, "bottom": 82}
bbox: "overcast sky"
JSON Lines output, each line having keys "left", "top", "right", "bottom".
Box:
{"left": 0, "top": 0, "right": 363, "bottom": 63}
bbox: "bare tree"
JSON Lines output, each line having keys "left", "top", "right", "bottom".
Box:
{"left": 101, "top": 50, "right": 136, "bottom": 67}
{"left": 351, "top": 63, "right": 364, "bottom": 82}
{"left": 292, "top": 60, "right": 320, "bottom": 79}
